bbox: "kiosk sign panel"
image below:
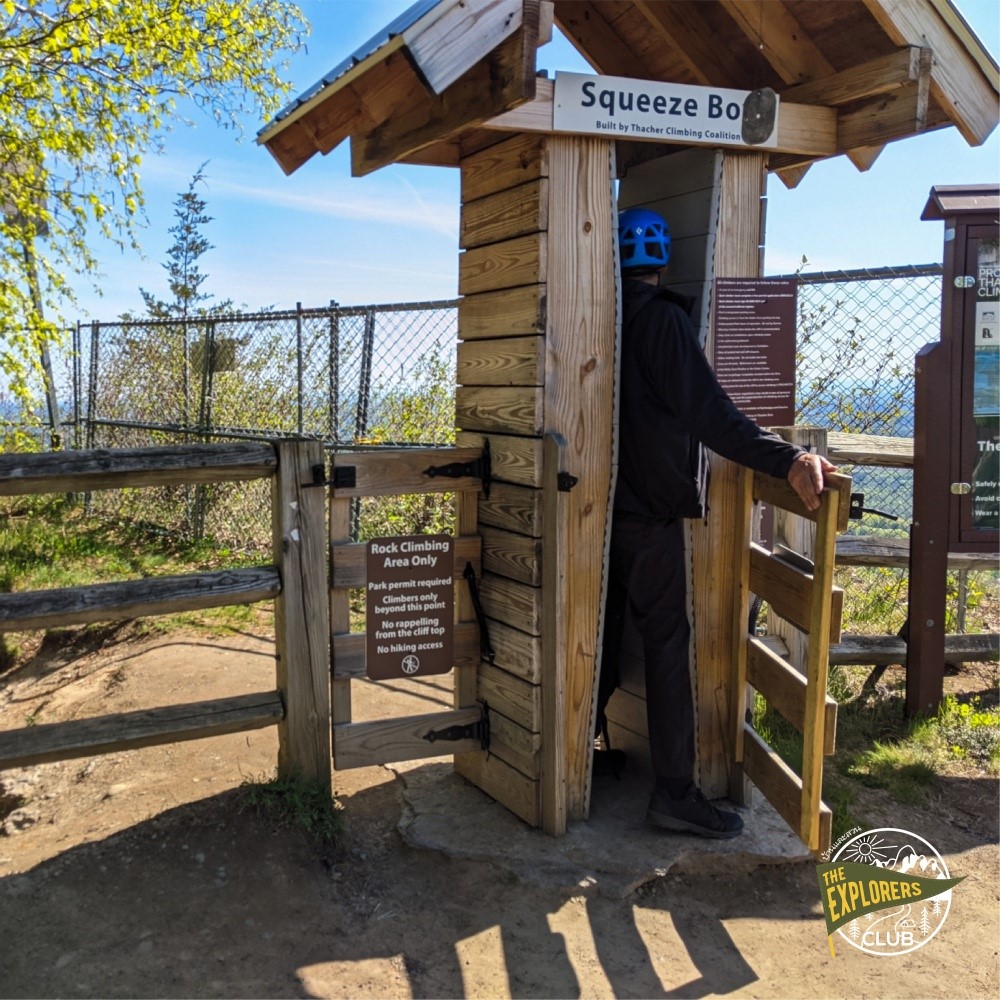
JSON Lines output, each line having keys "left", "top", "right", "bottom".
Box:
{"left": 365, "top": 534, "right": 454, "bottom": 680}
{"left": 712, "top": 278, "right": 797, "bottom": 425}
{"left": 553, "top": 72, "right": 779, "bottom": 148}
{"left": 972, "top": 238, "right": 999, "bottom": 530}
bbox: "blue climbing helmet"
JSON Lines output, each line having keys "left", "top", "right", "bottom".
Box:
{"left": 618, "top": 207, "right": 671, "bottom": 271}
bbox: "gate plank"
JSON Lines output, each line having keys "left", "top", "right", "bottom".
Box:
{"left": 747, "top": 637, "right": 837, "bottom": 755}
{"left": 331, "top": 447, "right": 482, "bottom": 498}
{"left": 332, "top": 707, "right": 482, "bottom": 769}
{"left": 753, "top": 470, "right": 852, "bottom": 533}
{"left": 332, "top": 622, "right": 479, "bottom": 679}
{"left": 749, "top": 543, "right": 844, "bottom": 644}
{"left": 331, "top": 536, "right": 480, "bottom": 588}
{"left": 742, "top": 725, "right": 832, "bottom": 855}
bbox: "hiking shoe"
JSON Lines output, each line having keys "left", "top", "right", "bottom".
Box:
{"left": 646, "top": 784, "right": 744, "bottom": 839}
{"left": 592, "top": 747, "right": 627, "bottom": 778}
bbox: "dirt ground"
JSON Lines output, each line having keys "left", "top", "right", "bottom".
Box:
{"left": 0, "top": 626, "right": 997, "bottom": 999}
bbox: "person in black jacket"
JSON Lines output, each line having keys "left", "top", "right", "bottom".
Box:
{"left": 598, "top": 207, "right": 836, "bottom": 839}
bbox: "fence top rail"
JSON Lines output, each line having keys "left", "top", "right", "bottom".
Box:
{"left": 0, "top": 442, "right": 278, "bottom": 496}
{"left": 770, "top": 263, "right": 942, "bottom": 285}
{"left": 81, "top": 298, "right": 462, "bottom": 331}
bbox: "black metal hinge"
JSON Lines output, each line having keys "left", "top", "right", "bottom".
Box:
{"left": 424, "top": 439, "right": 491, "bottom": 498}
{"left": 422, "top": 702, "right": 490, "bottom": 750}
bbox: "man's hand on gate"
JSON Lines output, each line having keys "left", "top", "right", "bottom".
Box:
{"left": 786, "top": 453, "right": 838, "bottom": 512}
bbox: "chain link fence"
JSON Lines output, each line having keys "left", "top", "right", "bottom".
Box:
{"left": 780, "top": 264, "right": 943, "bottom": 530}
{"left": 36, "top": 267, "right": 942, "bottom": 550}
{"left": 54, "top": 301, "right": 458, "bottom": 551}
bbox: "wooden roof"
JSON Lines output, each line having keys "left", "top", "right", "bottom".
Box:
{"left": 258, "top": 0, "right": 999, "bottom": 187}
{"left": 921, "top": 183, "right": 1000, "bottom": 220}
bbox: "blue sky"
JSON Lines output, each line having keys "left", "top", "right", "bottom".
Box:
{"left": 70, "top": 0, "right": 1000, "bottom": 320}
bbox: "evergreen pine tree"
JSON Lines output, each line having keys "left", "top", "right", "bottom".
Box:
{"left": 140, "top": 164, "right": 233, "bottom": 320}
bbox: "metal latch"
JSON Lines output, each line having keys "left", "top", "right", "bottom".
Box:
{"left": 302, "top": 463, "right": 327, "bottom": 488}
{"left": 950, "top": 482, "right": 972, "bottom": 496}
{"left": 463, "top": 562, "right": 496, "bottom": 664}
{"left": 849, "top": 492, "right": 899, "bottom": 521}
{"left": 422, "top": 702, "right": 490, "bottom": 750}
{"left": 424, "top": 439, "right": 491, "bottom": 498}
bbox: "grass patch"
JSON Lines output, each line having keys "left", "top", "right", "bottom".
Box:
{"left": 0, "top": 496, "right": 270, "bottom": 656}
{"left": 238, "top": 773, "right": 342, "bottom": 845}
{"left": 752, "top": 677, "right": 1000, "bottom": 838}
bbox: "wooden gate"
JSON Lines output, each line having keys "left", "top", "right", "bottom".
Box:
{"left": 328, "top": 446, "right": 488, "bottom": 769}
{"left": 728, "top": 464, "right": 853, "bottom": 855}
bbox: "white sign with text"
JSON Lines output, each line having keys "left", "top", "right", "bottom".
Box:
{"left": 553, "top": 71, "right": 779, "bottom": 148}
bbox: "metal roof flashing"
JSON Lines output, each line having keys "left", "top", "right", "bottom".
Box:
{"left": 256, "top": 0, "right": 440, "bottom": 143}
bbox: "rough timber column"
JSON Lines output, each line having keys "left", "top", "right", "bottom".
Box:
{"left": 544, "top": 136, "right": 617, "bottom": 820}
{"left": 692, "top": 151, "right": 767, "bottom": 799}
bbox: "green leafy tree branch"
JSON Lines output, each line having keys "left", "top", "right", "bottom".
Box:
{"left": 0, "top": 0, "right": 306, "bottom": 442}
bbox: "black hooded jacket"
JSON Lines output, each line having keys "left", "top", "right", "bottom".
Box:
{"left": 615, "top": 277, "right": 804, "bottom": 521}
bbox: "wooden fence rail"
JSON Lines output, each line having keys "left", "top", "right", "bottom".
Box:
{"left": 0, "top": 440, "right": 331, "bottom": 793}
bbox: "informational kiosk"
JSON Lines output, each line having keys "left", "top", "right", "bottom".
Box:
{"left": 258, "top": 0, "right": 999, "bottom": 849}
{"left": 911, "top": 185, "right": 1000, "bottom": 714}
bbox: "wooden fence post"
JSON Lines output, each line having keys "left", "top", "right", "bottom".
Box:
{"left": 273, "top": 439, "right": 332, "bottom": 791}
{"left": 908, "top": 342, "right": 951, "bottom": 715}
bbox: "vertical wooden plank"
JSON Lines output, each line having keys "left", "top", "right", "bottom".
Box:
{"left": 767, "top": 426, "right": 827, "bottom": 673}
{"left": 691, "top": 151, "right": 767, "bottom": 799}
{"left": 330, "top": 495, "right": 353, "bottom": 742}
{"left": 541, "top": 433, "right": 568, "bottom": 834}
{"left": 273, "top": 440, "right": 331, "bottom": 790}
{"left": 544, "top": 135, "right": 617, "bottom": 820}
{"left": 800, "top": 489, "right": 840, "bottom": 851}
{"left": 727, "top": 463, "right": 755, "bottom": 805}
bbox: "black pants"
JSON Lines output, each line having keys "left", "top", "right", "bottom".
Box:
{"left": 601, "top": 512, "right": 694, "bottom": 783}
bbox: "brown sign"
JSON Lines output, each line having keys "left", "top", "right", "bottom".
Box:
{"left": 712, "top": 278, "right": 797, "bottom": 426}
{"left": 365, "top": 534, "right": 454, "bottom": 680}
